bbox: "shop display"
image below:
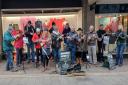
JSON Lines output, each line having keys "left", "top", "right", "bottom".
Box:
{"left": 97, "top": 15, "right": 128, "bottom": 33}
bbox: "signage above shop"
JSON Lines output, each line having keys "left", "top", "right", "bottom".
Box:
{"left": 95, "top": 4, "right": 128, "bottom": 14}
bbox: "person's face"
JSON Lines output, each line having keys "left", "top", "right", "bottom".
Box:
{"left": 53, "top": 25, "right": 58, "bottom": 31}
{"left": 71, "top": 28, "right": 75, "bottom": 32}
{"left": 8, "top": 29, "right": 13, "bottom": 33}
{"left": 78, "top": 30, "right": 82, "bottom": 35}
{"left": 99, "top": 26, "right": 103, "bottom": 30}
{"left": 43, "top": 31, "right": 48, "bottom": 35}
{"left": 27, "top": 23, "right": 31, "bottom": 27}
{"left": 37, "top": 31, "right": 40, "bottom": 35}
{"left": 65, "top": 24, "right": 69, "bottom": 29}
{"left": 89, "top": 26, "right": 94, "bottom": 32}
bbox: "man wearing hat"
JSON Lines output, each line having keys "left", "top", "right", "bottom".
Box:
{"left": 67, "top": 28, "right": 79, "bottom": 65}
{"left": 76, "top": 28, "right": 85, "bottom": 64}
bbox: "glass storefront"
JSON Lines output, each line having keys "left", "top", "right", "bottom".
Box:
{"left": 95, "top": 13, "right": 128, "bottom": 53}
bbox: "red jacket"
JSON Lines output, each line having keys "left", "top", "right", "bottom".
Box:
{"left": 32, "top": 33, "right": 42, "bottom": 49}
{"left": 14, "top": 30, "right": 24, "bottom": 48}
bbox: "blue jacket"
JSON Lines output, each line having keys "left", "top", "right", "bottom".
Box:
{"left": 67, "top": 32, "right": 79, "bottom": 48}
{"left": 3, "top": 31, "right": 15, "bottom": 52}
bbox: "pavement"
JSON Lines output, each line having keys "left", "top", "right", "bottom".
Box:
{"left": 0, "top": 59, "right": 128, "bottom": 85}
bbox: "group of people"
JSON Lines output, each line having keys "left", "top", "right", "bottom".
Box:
{"left": 3, "top": 20, "right": 128, "bottom": 72}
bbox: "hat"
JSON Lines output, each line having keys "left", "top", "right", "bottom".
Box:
{"left": 100, "top": 24, "right": 104, "bottom": 26}
{"left": 77, "top": 28, "right": 83, "bottom": 31}
{"left": 36, "top": 28, "right": 41, "bottom": 32}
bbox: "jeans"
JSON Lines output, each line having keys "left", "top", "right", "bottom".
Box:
{"left": 16, "top": 48, "right": 23, "bottom": 66}
{"left": 88, "top": 45, "right": 97, "bottom": 64}
{"left": 116, "top": 43, "right": 125, "bottom": 65}
{"left": 52, "top": 48, "right": 61, "bottom": 64}
{"left": 27, "top": 42, "right": 35, "bottom": 62}
{"left": 6, "top": 51, "right": 14, "bottom": 71}
{"left": 69, "top": 45, "right": 76, "bottom": 64}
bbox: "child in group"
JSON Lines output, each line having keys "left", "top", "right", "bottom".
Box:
{"left": 32, "top": 28, "right": 42, "bottom": 67}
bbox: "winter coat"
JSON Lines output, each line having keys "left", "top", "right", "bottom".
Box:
{"left": 3, "top": 31, "right": 15, "bottom": 52}
{"left": 12, "top": 30, "right": 24, "bottom": 49}
{"left": 24, "top": 25, "right": 35, "bottom": 43}
{"left": 32, "top": 33, "right": 42, "bottom": 49}
{"left": 14, "top": 36, "right": 24, "bottom": 49}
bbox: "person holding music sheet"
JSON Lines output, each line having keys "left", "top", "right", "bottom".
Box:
{"left": 97, "top": 24, "right": 106, "bottom": 63}
{"left": 115, "top": 25, "right": 127, "bottom": 66}
{"left": 87, "top": 25, "right": 98, "bottom": 65}
{"left": 32, "top": 28, "right": 42, "bottom": 67}
{"left": 24, "top": 21, "right": 35, "bottom": 63}
{"left": 41, "top": 28, "right": 51, "bottom": 71}
{"left": 3, "top": 26, "right": 15, "bottom": 71}
{"left": 67, "top": 28, "right": 79, "bottom": 65}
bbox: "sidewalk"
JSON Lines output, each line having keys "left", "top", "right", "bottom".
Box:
{"left": 0, "top": 59, "right": 128, "bottom": 75}
{"left": 0, "top": 59, "right": 128, "bottom": 85}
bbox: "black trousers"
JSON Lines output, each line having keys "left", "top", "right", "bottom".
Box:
{"left": 81, "top": 51, "right": 88, "bottom": 62}
{"left": 97, "top": 41, "right": 105, "bottom": 62}
{"left": 16, "top": 48, "right": 23, "bottom": 66}
{"left": 42, "top": 55, "right": 49, "bottom": 68}
{"left": 36, "top": 48, "right": 42, "bottom": 63}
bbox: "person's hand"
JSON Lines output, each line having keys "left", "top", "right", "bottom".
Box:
{"left": 98, "top": 38, "right": 102, "bottom": 41}
{"left": 88, "top": 36, "right": 91, "bottom": 40}
{"left": 38, "top": 39, "right": 42, "bottom": 42}
{"left": 30, "top": 33, "right": 33, "bottom": 35}
{"left": 67, "top": 36, "right": 71, "bottom": 40}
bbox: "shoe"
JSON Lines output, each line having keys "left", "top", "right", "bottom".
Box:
{"left": 6, "top": 69, "right": 10, "bottom": 71}
{"left": 11, "top": 68, "right": 18, "bottom": 72}
{"left": 27, "top": 60, "right": 30, "bottom": 64}
{"left": 119, "top": 64, "right": 123, "bottom": 67}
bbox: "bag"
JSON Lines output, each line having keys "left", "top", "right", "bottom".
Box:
{"left": 59, "top": 51, "right": 71, "bottom": 75}
{"left": 67, "top": 64, "right": 81, "bottom": 73}
{"left": 103, "top": 53, "right": 116, "bottom": 70}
